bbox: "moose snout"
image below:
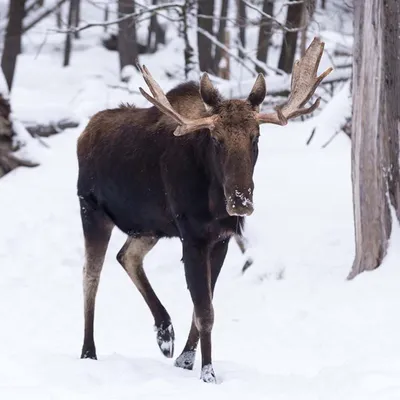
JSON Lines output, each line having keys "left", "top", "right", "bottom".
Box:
{"left": 226, "top": 189, "right": 254, "bottom": 217}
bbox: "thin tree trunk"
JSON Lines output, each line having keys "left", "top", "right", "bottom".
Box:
{"left": 63, "top": 0, "right": 78, "bottom": 67}
{"left": 197, "top": 0, "right": 215, "bottom": 73}
{"left": 237, "top": 0, "right": 246, "bottom": 59}
{"left": 1, "top": 0, "right": 26, "bottom": 91}
{"left": 146, "top": 0, "right": 165, "bottom": 53}
{"left": 349, "top": 0, "right": 400, "bottom": 279}
{"left": 213, "top": 0, "right": 229, "bottom": 74}
{"left": 256, "top": 0, "right": 274, "bottom": 73}
{"left": 300, "top": 5, "right": 308, "bottom": 56}
{"left": 321, "top": 0, "right": 326, "bottom": 9}
{"left": 118, "top": 0, "right": 139, "bottom": 75}
{"left": 56, "top": 3, "right": 62, "bottom": 28}
{"left": 73, "top": 0, "right": 80, "bottom": 39}
{"left": 103, "top": 3, "right": 109, "bottom": 32}
{"left": 182, "top": 0, "right": 196, "bottom": 79}
{"left": 277, "top": 0, "right": 304, "bottom": 73}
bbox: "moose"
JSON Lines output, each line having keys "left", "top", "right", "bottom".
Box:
{"left": 76, "top": 37, "right": 332, "bottom": 383}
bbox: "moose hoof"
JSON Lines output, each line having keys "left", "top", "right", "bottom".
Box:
{"left": 200, "top": 364, "right": 217, "bottom": 383}
{"left": 174, "top": 350, "right": 196, "bottom": 370}
{"left": 156, "top": 322, "right": 175, "bottom": 358}
{"left": 80, "top": 347, "right": 97, "bottom": 360}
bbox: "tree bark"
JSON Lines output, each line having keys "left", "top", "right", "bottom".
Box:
{"left": 349, "top": 0, "right": 400, "bottom": 279}
{"left": 256, "top": 0, "right": 274, "bottom": 73}
{"left": 63, "top": 0, "right": 79, "bottom": 66}
{"left": 237, "top": 0, "right": 246, "bottom": 59}
{"left": 213, "top": 0, "right": 229, "bottom": 74}
{"left": 146, "top": 0, "right": 166, "bottom": 53}
{"left": 197, "top": 0, "right": 215, "bottom": 73}
{"left": 118, "top": 0, "right": 139, "bottom": 75}
{"left": 277, "top": 0, "right": 304, "bottom": 73}
{"left": 73, "top": 0, "right": 81, "bottom": 39}
{"left": 1, "top": 0, "right": 26, "bottom": 91}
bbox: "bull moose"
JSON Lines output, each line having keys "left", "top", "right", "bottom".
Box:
{"left": 76, "top": 37, "right": 332, "bottom": 383}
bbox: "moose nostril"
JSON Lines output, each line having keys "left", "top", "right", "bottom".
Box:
{"left": 234, "top": 189, "right": 253, "bottom": 208}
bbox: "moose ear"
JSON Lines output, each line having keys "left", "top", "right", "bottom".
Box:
{"left": 247, "top": 73, "right": 266, "bottom": 111}
{"left": 200, "top": 73, "right": 222, "bottom": 110}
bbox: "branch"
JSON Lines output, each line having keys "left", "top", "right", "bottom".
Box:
{"left": 235, "top": 41, "right": 286, "bottom": 76}
{"left": 242, "top": 0, "right": 307, "bottom": 33}
{"left": 22, "top": 0, "right": 68, "bottom": 34}
{"left": 51, "top": 2, "right": 184, "bottom": 35}
{"left": 196, "top": 27, "right": 256, "bottom": 76}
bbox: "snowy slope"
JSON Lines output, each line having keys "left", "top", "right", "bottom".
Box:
{"left": 2, "top": 105, "right": 400, "bottom": 399}
{"left": 2, "top": 2, "right": 400, "bottom": 399}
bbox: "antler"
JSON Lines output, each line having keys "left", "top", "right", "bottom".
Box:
{"left": 257, "top": 37, "right": 333, "bottom": 126}
{"left": 138, "top": 65, "right": 216, "bottom": 136}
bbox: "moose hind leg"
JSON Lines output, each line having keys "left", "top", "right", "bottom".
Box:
{"left": 175, "top": 239, "right": 229, "bottom": 372}
{"left": 80, "top": 197, "right": 114, "bottom": 360}
{"left": 117, "top": 236, "right": 175, "bottom": 358}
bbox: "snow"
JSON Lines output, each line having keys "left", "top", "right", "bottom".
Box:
{"left": 2, "top": 1, "right": 400, "bottom": 399}
{"left": 2, "top": 101, "right": 400, "bottom": 399}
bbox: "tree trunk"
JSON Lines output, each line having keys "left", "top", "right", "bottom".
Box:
{"left": 63, "top": 0, "right": 79, "bottom": 67}
{"left": 277, "top": 0, "right": 304, "bottom": 73}
{"left": 256, "top": 0, "right": 274, "bottom": 73}
{"left": 0, "top": 69, "right": 38, "bottom": 177}
{"left": 181, "top": 0, "right": 196, "bottom": 79}
{"left": 1, "top": 0, "right": 26, "bottom": 91}
{"left": 237, "top": 0, "right": 246, "bottom": 59}
{"left": 348, "top": 0, "right": 400, "bottom": 279}
{"left": 213, "top": 0, "right": 229, "bottom": 74}
{"left": 147, "top": 0, "right": 166, "bottom": 53}
{"left": 321, "top": 0, "right": 326, "bottom": 9}
{"left": 197, "top": 0, "right": 215, "bottom": 73}
{"left": 56, "top": 3, "right": 62, "bottom": 28}
{"left": 118, "top": 0, "right": 139, "bottom": 75}
{"left": 103, "top": 3, "right": 109, "bottom": 32}
{"left": 73, "top": 0, "right": 81, "bottom": 39}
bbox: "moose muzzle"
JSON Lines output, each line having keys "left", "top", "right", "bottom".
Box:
{"left": 225, "top": 188, "right": 254, "bottom": 217}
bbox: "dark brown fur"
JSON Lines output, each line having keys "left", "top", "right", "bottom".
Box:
{"left": 76, "top": 75, "right": 266, "bottom": 382}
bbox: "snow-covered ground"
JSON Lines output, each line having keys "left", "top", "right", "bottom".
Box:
{"left": 2, "top": 1, "right": 400, "bottom": 399}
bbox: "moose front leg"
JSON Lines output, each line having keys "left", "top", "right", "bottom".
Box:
{"left": 175, "top": 239, "right": 229, "bottom": 372}
{"left": 180, "top": 238, "right": 229, "bottom": 383}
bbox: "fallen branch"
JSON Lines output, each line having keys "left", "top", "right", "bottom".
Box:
{"left": 24, "top": 118, "right": 79, "bottom": 137}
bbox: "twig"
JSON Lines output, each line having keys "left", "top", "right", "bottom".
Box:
{"left": 306, "top": 127, "right": 316, "bottom": 145}
{"left": 22, "top": 0, "right": 68, "bottom": 33}
{"left": 51, "top": 2, "right": 183, "bottom": 35}
{"left": 242, "top": 0, "right": 307, "bottom": 33}
{"left": 196, "top": 27, "right": 256, "bottom": 76}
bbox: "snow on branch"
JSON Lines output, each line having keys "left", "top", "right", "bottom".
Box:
{"left": 196, "top": 27, "right": 256, "bottom": 76}
{"left": 242, "top": 0, "right": 307, "bottom": 33}
{"left": 52, "top": 2, "right": 184, "bottom": 35}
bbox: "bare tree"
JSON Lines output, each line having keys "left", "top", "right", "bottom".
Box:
{"left": 213, "top": 0, "right": 229, "bottom": 74}
{"left": 147, "top": 0, "right": 166, "bottom": 53}
{"left": 197, "top": 0, "right": 215, "bottom": 73}
{"left": 256, "top": 0, "right": 274, "bottom": 73}
{"left": 349, "top": 0, "right": 400, "bottom": 279}
{"left": 73, "top": 0, "right": 81, "bottom": 39}
{"left": 118, "top": 0, "right": 139, "bottom": 76}
{"left": 277, "top": 0, "right": 305, "bottom": 73}
{"left": 237, "top": 0, "right": 246, "bottom": 59}
{"left": 63, "top": 0, "right": 79, "bottom": 66}
{"left": 1, "top": 0, "right": 26, "bottom": 90}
